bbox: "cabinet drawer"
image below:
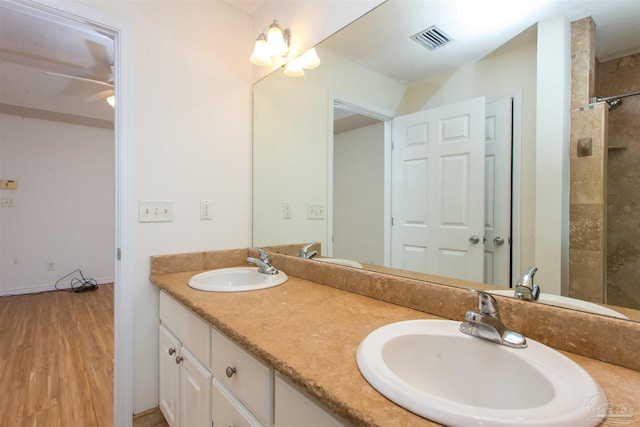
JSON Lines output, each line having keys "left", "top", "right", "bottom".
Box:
{"left": 212, "top": 378, "right": 264, "bottom": 427}
{"left": 211, "top": 328, "right": 273, "bottom": 425}
{"left": 159, "top": 291, "right": 210, "bottom": 365}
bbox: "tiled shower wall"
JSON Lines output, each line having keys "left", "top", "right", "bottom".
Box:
{"left": 569, "top": 18, "right": 607, "bottom": 303}
{"left": 599, "top": 53, "right": 640, "bottom": 310}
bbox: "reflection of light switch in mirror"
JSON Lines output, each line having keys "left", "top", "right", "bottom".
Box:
{"left": 577, "top": 137, "right": 592, "bottom": 157}
{"left": 307, "top": 203, "right": 325, "bottom": 219}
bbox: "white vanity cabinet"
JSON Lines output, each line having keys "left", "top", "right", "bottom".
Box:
{"left": 275, "top": 373, "right": 349, "bottom": 427}
{"left": 158, "top": 290, "right": 347, "bottom": 427}
{"left": 159, "top": 292, "right": 212, "bottom": 427}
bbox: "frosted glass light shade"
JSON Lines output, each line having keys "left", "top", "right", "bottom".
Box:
{"left": 284, "top": 59, "right": 304, "bottom": 77}
{"left": 266, "top": 21, "right": 288, "bottom": 57}
{"left": 299, "top": 48, "right": 321, "bottom": 69}
{"left": 250, "top": 37, "right": 272, "bottom": 67}
{"left": 107, "top": 95, "right": 115, "bottom": 108}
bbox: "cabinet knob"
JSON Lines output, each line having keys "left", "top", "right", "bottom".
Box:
{"left": 175, "top": 356, "right": 183, "bottom": 364}
{"left": 225, "top": 366, "right": 236, "bottom": 378}
{"left": 168, "top": 348, "right": 176, "bottom": 356}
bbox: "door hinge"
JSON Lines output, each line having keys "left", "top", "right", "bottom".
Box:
{"left": 116, "top": 248, "right": 121, "bottom": 260}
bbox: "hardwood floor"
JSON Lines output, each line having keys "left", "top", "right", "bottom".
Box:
{"left": 0, "top": 284, "right": 114, "bottom": 426}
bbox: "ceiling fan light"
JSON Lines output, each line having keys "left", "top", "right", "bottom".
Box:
{"left": 299, "top": 48, "right": 321, "bottom": 69}
{"left": 250, "top": 35, "right": 272, "bottom": 66}
{"left": 266, "top": 20, "right": 289, "bottom": 57}
{"left": 284, "top": 59, "right": 304, "bottom": 77}
{"left": 107, "top": 95, "right": 115, "bottom": 108}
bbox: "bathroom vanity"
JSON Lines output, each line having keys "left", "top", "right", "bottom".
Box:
{"left": 151, "top": 249, "right": 640, "bottom": 426}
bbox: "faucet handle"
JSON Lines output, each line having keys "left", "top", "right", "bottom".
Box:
{"left": 469, "top": 289, "right": 499, "bottom": 315}
{"left": 250, "top": 247, "right": 271, "bottom": 262}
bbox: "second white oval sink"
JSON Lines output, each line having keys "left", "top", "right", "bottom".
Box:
{"left": 315, "top": 258, "right": 363, "bottom": 268}
{"left": 489, "top": 289, "right": 628, "bottom": 319}
{"left": 188, "top": 267, "right": 287, "bottom": 292}
{"left": 357, "top": 319, "right": 606, "bottom": 427}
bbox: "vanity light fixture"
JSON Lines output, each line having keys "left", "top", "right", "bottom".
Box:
{"left": 283, "top": 47, "right": 321, "bottom": 77}
{"left": 250, "top": 20, "right": 291, "bottom": 66}
{"left": 106, "top": 95, "right": 115, "bottom": 108}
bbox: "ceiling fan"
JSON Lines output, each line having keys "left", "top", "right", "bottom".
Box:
{"left": 43, "top": 66, "right": 115, "bottom": 107}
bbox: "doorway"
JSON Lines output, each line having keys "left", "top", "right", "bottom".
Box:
{"left": 330, "top": 94, "right": 519, "bottom": 287}
{"left": 1, "top": 0, "right": 133, "bottom": 425}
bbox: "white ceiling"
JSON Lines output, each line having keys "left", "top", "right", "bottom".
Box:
{"left": 321, "top": 0, "right": 640, "bottom": 85}
{"left": 1, "top": 0, "right": 638, "bottom": 125}
{"left": 0, "top": 0, "right": 115, "bottom": 123}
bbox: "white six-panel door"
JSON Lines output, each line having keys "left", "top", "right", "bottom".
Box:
{"left": 391, "top": 97, "right": 486, "bottom": 281}
{"left": 484, "top": 98, "right": 513, "bottom": 286}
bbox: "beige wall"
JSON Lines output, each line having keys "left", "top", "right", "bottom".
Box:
{"left": 76, "top": 0, "right": 253, "bottom": 413}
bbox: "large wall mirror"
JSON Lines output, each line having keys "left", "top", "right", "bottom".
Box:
{"left": 253, "top": 0, "right": 640, "bottom": 322}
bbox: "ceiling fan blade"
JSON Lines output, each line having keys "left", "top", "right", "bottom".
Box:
{"left": 43, "top": 71, "right": 113, "bottom": 87}
{"left": 84, "top": 89, "right": 114, "bottom": 103}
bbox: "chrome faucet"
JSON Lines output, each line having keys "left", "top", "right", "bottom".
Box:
{"left": 514, "top": 266, "right": 540, "bottom": 301}
{"left": 298, "top": 242, "right": 319, "bottom": 259}
{"left": 247, "top": 248, "right": 278, "bottom": 275}
{"left": 460, "top": 289, "right": 527, "bottom": 348}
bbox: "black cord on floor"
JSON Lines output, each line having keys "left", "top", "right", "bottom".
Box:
{"left": 55, "top": 268, "right": 98, "bottom": 292}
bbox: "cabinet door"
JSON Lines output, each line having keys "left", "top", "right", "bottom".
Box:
{"left": 212, "top": 378, "right": 264, "bottom": 427}
{"left": 275, "top": 374, "right": 347, "bottom": 427}
{"left": 159, "top": 324, "right": 181, "bottom": 427}
{"left": 180, "top": 347, "right": 212, "bottom": 427}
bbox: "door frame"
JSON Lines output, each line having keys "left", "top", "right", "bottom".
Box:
{"left": 327, "top": 92, "right": 394, "bottom": 264}
{"left": 487, "top": 90, "right": 523, "bottom": 286}
{"left": 7, "top": 1, "right": 134, "bottom": 425}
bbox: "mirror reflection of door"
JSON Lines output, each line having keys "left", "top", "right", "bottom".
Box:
{"left": 391, "top": 97, "right": 486, "bottom": 282}
{"left": 332, "top": 96, "right": 513, "bottom": 286}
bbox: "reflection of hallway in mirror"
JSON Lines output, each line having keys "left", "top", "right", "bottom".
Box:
{"left": 601, "top": 52, "right": 640, "bottom": 310}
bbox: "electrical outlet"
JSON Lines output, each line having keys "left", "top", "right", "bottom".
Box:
{"left": 47, "top": 262, "right": 55, "bottom": 271}
{"left": 282, "top": 201, "right": 292, "bottom": 219}
{"left": 200, "top": 200, "right": 212, "bottom": 220}
{"left": 2, "top": 198, "right": 15, "bottom": 207}
{"left": 138, "top": 200, "right": 173, "bottom": 222}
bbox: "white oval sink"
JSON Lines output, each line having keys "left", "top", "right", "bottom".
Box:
{"left": 490, "top": 290, "right": 628, "bottom": 319}
{"left": 188, "top": 267, "right": 288, "bottom": 292}
{"left": 357, "top": 319, "right": 606, "bottom": 427}
{"left": 315, "top": 258, "right": 363, "bottom": 268}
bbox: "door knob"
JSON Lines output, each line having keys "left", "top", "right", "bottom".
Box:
{"left": 226, "top": 366, "right": 237, "bottom": 378}
{"left": 469, "top": 235, "right": 481, "bottom": 244}
{"left": 175, "top": 356, "right": 183, "bottom": 364}
{"left": 168, "top": 348, "right": 176, "bottom": 356}
{"left": 493, "top": 237, "right": 505, "bottom": 246}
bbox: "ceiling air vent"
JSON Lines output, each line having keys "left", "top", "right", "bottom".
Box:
{"left": 411, "top": 25, "right": 453, "bottom": 51}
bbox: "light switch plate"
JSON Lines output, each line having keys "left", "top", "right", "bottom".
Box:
{"left": 307, "top": 203, "right": 325, "bottom": 219}
{"left": 139, "top": 200, "right": 173, "bottom": 222}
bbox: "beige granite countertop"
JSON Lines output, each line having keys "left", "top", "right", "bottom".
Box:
{"left": 151, "top": 267, "right": 640, "bottom": 427}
